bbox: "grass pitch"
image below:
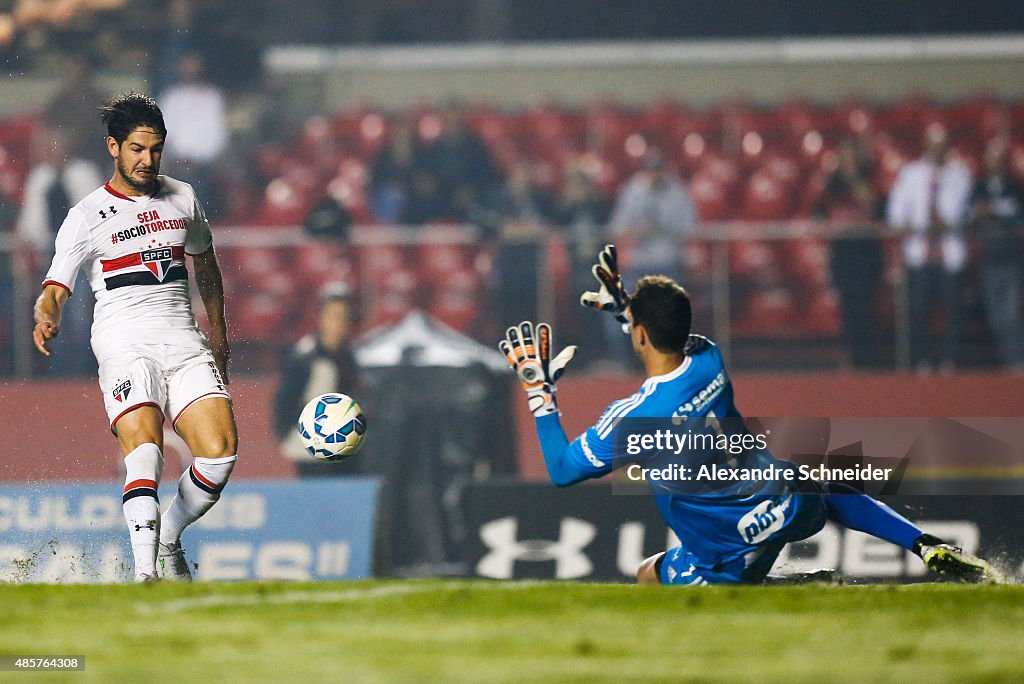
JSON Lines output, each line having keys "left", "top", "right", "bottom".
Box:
{"left": 1, "top": 580, "right": 1023, "bottom": 683}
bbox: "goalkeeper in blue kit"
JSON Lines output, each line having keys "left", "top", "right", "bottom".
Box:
{"left": 500, "top": 245, "right": 1000, "bottom": 585}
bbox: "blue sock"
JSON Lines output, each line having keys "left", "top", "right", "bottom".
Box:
{"left": 822, "top": 482, "right": 922, "bottom": 550}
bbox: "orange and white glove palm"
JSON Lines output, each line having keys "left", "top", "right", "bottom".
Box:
{"left": 499, "top": 321, "right": 576, "bottom": 417}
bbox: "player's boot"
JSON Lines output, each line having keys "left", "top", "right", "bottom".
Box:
{"left": 157, "top": 541, "right": 193, "bottom": 582}
{"left": 134, "top": 572, "right": 160, "bottom": 583}
{"left": 918, "top": 543, "right": 999, "bottom": 583}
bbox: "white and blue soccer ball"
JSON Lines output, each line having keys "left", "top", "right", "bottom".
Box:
{"left": 297, "top": 393, "right": 368, "bottom": 461}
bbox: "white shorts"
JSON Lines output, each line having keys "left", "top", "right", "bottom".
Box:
{"left": 98, "top": 341, "right": 230, "bottom": 433}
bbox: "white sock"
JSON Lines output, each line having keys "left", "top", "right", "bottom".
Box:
{"left": 160, "top": 455, "right": 236, "bottom": 545}
{"left": 122, "top": 443, "right": 164, "bottom": 579}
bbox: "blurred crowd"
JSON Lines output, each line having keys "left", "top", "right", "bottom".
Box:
{"left": 0, "top": 1, "right": 1022, "bottom": 379}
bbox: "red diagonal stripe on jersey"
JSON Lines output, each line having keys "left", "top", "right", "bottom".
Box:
{"left": 101, "top": 246, "right": 185, "bottom": 272}
{"left": 190, "top": 466, "right": 217, "bottom": 490}
{"left": 123, "top": 478, "right": 158, "bottom": 493}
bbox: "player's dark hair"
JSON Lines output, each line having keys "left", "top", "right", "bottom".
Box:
{"left": 629, "top": 276, "right": 692, "bottom": 354}
{"left": 100, "top": 92, "right": 166, "bottom": 143}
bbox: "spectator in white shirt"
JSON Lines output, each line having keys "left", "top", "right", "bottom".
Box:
{"left": 16, "top": 127, "right": 103, "bottom": 375}
{"left": 609, "top": 149, "right": 698, "bottom": 290}
{"left": 158, "top": 52, "right": 228, "bottom": 217}
{"left": 886, "top": 127, "right": 973, "bottom": 373}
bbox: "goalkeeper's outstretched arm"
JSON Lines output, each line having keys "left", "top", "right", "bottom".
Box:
{"left": 500, "top": 320, "right": 611, "bottom": 487}
{"left": 535, "top": 414, "right": 592, "bottom": 487}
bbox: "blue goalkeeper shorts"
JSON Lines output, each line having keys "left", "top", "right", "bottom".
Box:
{"left": 659, "top": 490, "right": 829, "bottom": 586}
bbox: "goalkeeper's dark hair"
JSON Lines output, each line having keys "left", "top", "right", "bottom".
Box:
{"left": 100, "top": 92, "right": 166, "bottom": 143}
{"left": 628, "top": 276, "right": 692, "bottom": 354}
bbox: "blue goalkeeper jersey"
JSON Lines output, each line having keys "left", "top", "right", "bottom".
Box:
{"left": 535, "top": 335, "right": 818, "bottom": 570}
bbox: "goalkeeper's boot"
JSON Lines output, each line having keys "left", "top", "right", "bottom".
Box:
{"left": 157, "top": 541, "right": 193, "bottom": 582}
{"left": 917, "top": 541, "right": 999, "bottom": 584}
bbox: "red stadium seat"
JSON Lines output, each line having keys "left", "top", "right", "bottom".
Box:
{"left": 800, "top": 287, "right": 841, "bottom": 336}
{"left": 293, "top": 243, "right": 351, "bottom": 288}
{"left": 794, "top": 169, "right": 830, "bottom": 219}
{"left": 944, "top": 94, "right": 1008, "bottom": 142}
{"left": 784, "top": 239, "right": 831, "bottom": 288}
{"left": 257, "top": 176, "right": 315, "bottom": 226}
{"left": 737, "top": 170, "right": 791, "bottom": 221}
{"left": 1009, "top": 138, "right": 1024, "bottom": 184}
{"left": 362, "top": 268, "right": 418, "bottom": 330}
{"left": 729, "top": 241, "right": 781, "bottom": 282}
{"left": 824, "top": 99, "right": 875, "bottom": 137}
{"left": 356, "top": 243, "right": 408, "bottom": 284}
{"left": 759, "top": 150, "right": 803, "bottom": 188}
{"left": 468, "top": 104, "right": 520, "bottom": 146}
{"left": 417, "top": 241, "right": 472, "bottom": 281}
{"left": 688, "top": 170, "right": 731, "bottom": 221}
{"left": 683, "top": 240, "right": 713, "bottom": 282}
{"left": 871, "top": 135, "right": 912, "bottom": 195}
{"left": 696, "top": 152, "right": 742, "bottom": 189}
{"left": 427, "top": 269, "right": 481, "bottom": 333}
{"left": 733, "top": 287, "right": 799, "bottom": 337}
{"left": 233, "top": 291, "right": 289, "bottom": 342}
{"left": 775, "top": 98, "right": 819, "bottom": 142}
{"left": 875, "top": 94, "right": 942, "bottom": 144}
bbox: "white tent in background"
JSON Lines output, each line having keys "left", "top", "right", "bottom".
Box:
{"left": 355, "top": 310, "right": 507, "bottom": 370}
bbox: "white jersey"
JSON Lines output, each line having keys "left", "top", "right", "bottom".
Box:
{"left": 43, "top": 175, "right": 213, "bottom": 361}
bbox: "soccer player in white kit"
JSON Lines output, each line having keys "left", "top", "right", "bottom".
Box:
{"left": 32, "top": 93, "right": 237, "bottom": 582}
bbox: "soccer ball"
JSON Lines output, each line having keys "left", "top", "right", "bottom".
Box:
{"left": 297, "top": 393, "right": 368, "bottom": 461}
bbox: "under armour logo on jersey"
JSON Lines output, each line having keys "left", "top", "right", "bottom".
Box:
{"left": 99, "top": 206, "right": 118, "bottom": 219}
{"left": 134, "top": 521, "right": 156, "bottom": 531}
{"left": 476, "top": 517, "right": 595, "bottom": 579}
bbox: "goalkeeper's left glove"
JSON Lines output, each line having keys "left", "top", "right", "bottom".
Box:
{"left": 579, "top": 243, "right": 631, "bottom": 334}
{"left": 499, "top": 321, "right": 576, "bottom": 417}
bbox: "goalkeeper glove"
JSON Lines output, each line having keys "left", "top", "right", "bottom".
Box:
{"left": 579, "top": 243, "right": 631, "bottom": 333}
{"left": 499, "top": 321, "right": 576, "bottom": 417}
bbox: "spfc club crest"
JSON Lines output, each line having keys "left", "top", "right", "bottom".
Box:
{"left": 113, "top": 379, "right": 132, "bottom": 403}
{"left": 141, "top": 247, "right": 175, "bottom": 281}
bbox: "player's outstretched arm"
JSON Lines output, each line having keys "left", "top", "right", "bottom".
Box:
{"left": 32, "top": 283, "right": 69, "bottom": 356}
{"left": 500, "top": 321, "right": 598, "bottom": 487}
{"left": 192, "top": 246, "right": 230, "bottom": 384}
{"left": 579, "top": 244, "right": 631, "bottom": 333}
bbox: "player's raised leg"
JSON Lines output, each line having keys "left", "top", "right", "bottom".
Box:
{"left": 822, "top": 482, "right": 1000, "bottom": 583}
{"left": 158, "top": 396, "right": 237, "bottom": 580}
{"left": 115, "top": 405, "right": 165, "bottom": 583}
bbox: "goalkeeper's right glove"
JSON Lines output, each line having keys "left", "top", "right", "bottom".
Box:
{"left": 579, "top": 244, "right": 631, "bottom": 333}
{"left": 499, "top": 321, "right": 576, "bottom": 417}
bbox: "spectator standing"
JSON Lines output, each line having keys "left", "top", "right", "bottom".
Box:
{"left": 416, "top": 102, "right": 501, "bottom": 222}
{"left": 606, "top": 149, "right": 697, "bottom": 366}
{"left": 886, "top": 128, "right": 972, "bottom": 373}
{"left": 553, "top": 163, "right": 612, "bottom": 365}
{"left": 16, "top": 126, "right": 102, "bottom": 375}
{"left": 815, "top": 136, "right": 887, "bottom": 368}
{"left": 368, "top": 118, "right": 417, "bottom": 223}
{"left": 484, "top": 161, "right": 555, "bottom": 328}
{"left": 608, "top": 149, "right": 697, "bottom": 290}
{"left": 158, "top": 52, "right": 228, "bottom": 218}
{"left": 45, "top": 53, "right": 108, "bottom": 167}
{"left": 273, "top": 283, "right": 363, "bottom": 477}
{"left": 969, "top": 139, "right": 1024, "bottom": 371}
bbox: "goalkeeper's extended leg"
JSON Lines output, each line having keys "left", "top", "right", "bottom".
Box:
{"left": 822, "top": 482, "right": 1000, "bottom": 583}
